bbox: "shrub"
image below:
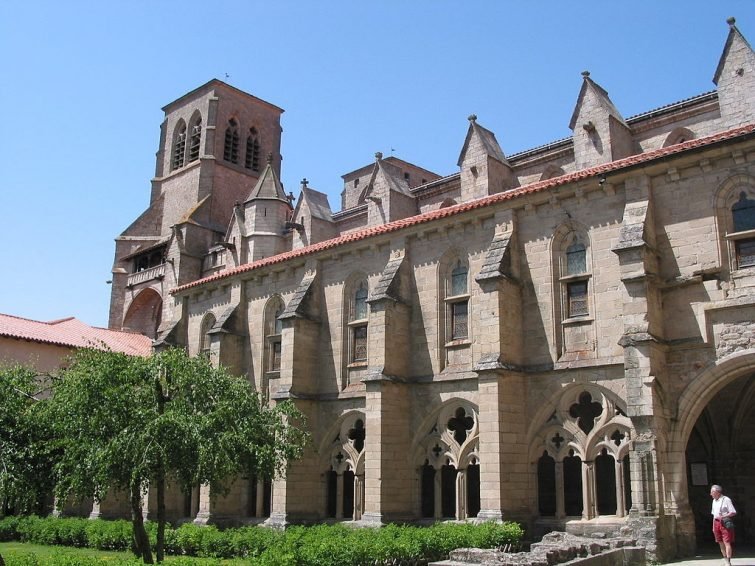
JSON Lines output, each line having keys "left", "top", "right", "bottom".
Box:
{"left": 0, "top": 515, "right": 524, "bottom": 565}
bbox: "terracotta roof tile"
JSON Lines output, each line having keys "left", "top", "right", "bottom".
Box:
{"left": 173, "top": 122, "right": 755, "bottom": 295}
{"left": 0, "top": 313, "right": 152, "bottom": 357}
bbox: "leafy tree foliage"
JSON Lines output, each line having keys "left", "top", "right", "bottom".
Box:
{"left": 0, "top": 365, "right": 56, "bottom": 566}
{"left": 44, "top": 348, "right": 308, "bottom": 564}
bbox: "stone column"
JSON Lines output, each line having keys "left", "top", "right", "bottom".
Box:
{"left": 615, "top": 457, "right": 626, "bottom": 518}
{"left": 362, "top": 377, "right": 413, "bottom": 524}
{"left": 476, "top": 369, "right": 528, "bottom": 521}
{"left": 335, "top": 473, "right": 345, "bottom": 519}
{"left": 434, "top": 468, "right": 443, "bottom": 520}
{"left": 456, "top": 468, "right": 467, "bottom": 520}
{"left": 555, "top": 461, "right": 565, "bottom": 519}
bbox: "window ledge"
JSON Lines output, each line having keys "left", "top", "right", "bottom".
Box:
{"left": 445, "top": 338, "right": 471, "bottom": 349}
{"left": 347, "top": 361, "right": 368, "bottom": 369}
{"left": 265, "top": 371, "right": 280, "bottom": 379}
{"left": 725, "top": 228, "right": 755, "bottom": 241}
{"left": 348, "top": 319, "right": 368, "bottom": 327}
{"left": 562, "top": 316, "right": 593, "bottom": 326}
{"left": 445, "top": 293, "right": 470, "bottom": 303}
{"left": 559, "top": 273, "right": 591, "bottom": 283}
{"left": 732, "top": 265, "right": 755, "bottom": 278}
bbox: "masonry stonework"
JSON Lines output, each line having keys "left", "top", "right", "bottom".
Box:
{"left": 106, "top": 20, "right": 755, "bottom": 562}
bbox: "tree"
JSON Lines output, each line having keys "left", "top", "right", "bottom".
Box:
{"left": 45, "top": 347, "right": 308, "bottom": 563}
{"left": 0, "top": 365, "right": 55, "bottom": 566}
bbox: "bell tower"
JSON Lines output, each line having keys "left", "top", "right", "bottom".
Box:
{"left": 108, "top": 80, "right": 284, "bottom": 338}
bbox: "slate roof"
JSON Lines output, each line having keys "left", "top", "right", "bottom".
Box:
{"left": 173, "top": 122, "right": 755, "bottom": 295}
{"left": 0, "top": 313, "right": 152, "bottom": 357}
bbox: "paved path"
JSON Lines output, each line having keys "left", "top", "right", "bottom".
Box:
{"left": 663, "top": 553, "right": 755, "bottom": 565}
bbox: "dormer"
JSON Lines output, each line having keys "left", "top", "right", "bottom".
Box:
{"left": 362, "top": 153, "right": 418, "bottom": 227}
{"left": 714, "top": 17, "right": 755, "bottom": 128}
{"left": 290, "top": 180, "right": 336, "bottom": 250}
{"left": 457, "top": 115, "right": 517, "bottom": 202}
{"left": 570, "top": 72, "right": 635, "bottom": 170}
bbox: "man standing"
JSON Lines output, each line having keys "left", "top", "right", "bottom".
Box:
{"left": 711, "top": 484, "right": 737, "bottom": 565}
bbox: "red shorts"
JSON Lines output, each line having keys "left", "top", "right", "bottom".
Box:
{"left": 713, "top": 519, "right": 735, "bottom": 543}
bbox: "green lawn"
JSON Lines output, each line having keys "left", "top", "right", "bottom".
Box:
{"left": 0, "top": 542, "right": 249, "bottom": 564}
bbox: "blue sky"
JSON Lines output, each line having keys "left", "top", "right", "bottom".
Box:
{"left": 0, "top": 1, "right": 752, "bottom": 328}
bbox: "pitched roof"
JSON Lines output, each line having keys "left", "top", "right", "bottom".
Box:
{"left": 569, "top": 73, "right": 627, "bottom": 130}
{"left": 173, "top": 122, "right": 755, "bottom": 295}
{"left": 0, "top": 313, "right": 152, "bottom": 357}
{"left": 457, "top": 119, "right": 508, "bottom": 167}
{"left": 714, "top": 19, "right": 755, "bottom": 85}
{"left": 245, "top": 161, "right": 290, "bottom": 203}
{"left": 297, "top": 187, "right": 333, "bottom": 221}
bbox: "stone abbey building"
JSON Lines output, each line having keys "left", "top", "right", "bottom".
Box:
{"left": 108, "top": 19, "right": 755, "bottom": 560}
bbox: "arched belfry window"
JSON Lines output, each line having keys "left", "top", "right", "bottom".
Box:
{"left": 188, "top": 116, "right": 202, "bottom": 162}
{"left": 171, "top": 121, "right": 187, "bottom": 170}
{"left": 224, "top": 118, "right": 239, "bottom": 164}
{"left": 349, "top": 282, "right": 369, "bottom": 363}
{"left": 245, "top": 127, "right": 260, "bottom": 171}
{"left": 448, "top": 261, "right": 469, "bottom": 340}
{"left": 199, "top": 314, "right": 216, "bottom": 357}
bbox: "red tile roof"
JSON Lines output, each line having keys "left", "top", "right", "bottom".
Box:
{"left": 173, "top": 122, "right": 755, "bottom": 294}
{"left": 0, "top": 313, "right": 152, "bottom": 357}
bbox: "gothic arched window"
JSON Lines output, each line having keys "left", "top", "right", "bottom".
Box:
{"left": 224, "top": 119, "right": 239, "bottom": 164}
{"left": 349, "top": 282, "right": 368, "bottom": 363}
{"left": 245, "top": 128, "right": 260, "bottom": 171}
{"left": 188, "top": 116, "right": 202, "bottom": 162}
{"left": 448, "top": 261, "right": 469, "bottom": 340}
{"left": 732, "top": 192, "right": 755, "bottom": 268}
{"left": 171, "top": 121, "right": 187, "bottom": 170}
{"left": 199, "top": 313, "right": 216, "bottom": 357}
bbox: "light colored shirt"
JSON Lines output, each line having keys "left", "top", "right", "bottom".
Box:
{"left": 712, "top": 495, "right": 736, "bottom": 518}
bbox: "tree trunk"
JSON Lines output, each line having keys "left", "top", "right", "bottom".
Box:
{"left": 156, "top": 464, "right": 166, "bottom": 562}
{"left": 130, "top": 482, "right": 154, "bottom": 564}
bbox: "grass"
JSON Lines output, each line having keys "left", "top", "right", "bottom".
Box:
{"left": 0, "top": 542, "right": 249, "bottom": 564}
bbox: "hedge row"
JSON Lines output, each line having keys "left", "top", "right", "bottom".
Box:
{"left": 0, "top": 516, "right": 524, "bottom": 565}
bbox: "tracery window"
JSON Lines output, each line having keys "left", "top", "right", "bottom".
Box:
{"left": 533, "top": 388, "right": 632, "bottom": 520}
{"left": 245, "top": 128, "right": 260, "bottom": 171}
{"left": 414, "top": 402, "right": 480, "bottom": 520}
{"left": 171, "top": 121, "right": 187, "bottom": 170}
{"left": 224, "top": 119, "right": 239, "bottom": 164}
{"left": 188, "top": 116, "right": 202, "bottom": 162}
{"left": 323, "top": 412, "right": 366, "bottom": 521}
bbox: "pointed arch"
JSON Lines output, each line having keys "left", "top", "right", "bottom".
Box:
{"left": 171, "top": 119, "right": 187, "bottom": 170}
{"left": 713, "top": 174, "right": 755, "bottom": 273}
{"left": 319, "top": 410, "right": 367, "bottom": 521}
{"left": 188, "top": 111, "right": 202, "bottom": 163}
{"left": 342, "top": 272, "right": 369, "bottom": 380}
{"left": 263, "top": 295, "right": 285, "bottom": 376}
{"left": 223, "top": 118, "right": 240, "bottom": 164}
{"left": 411, "top": 398, "right": 480, "bottom": 520}
{"left": 529, "top": 383, "right": 633, "bottom": 519}
{"left": 199, "top": 313, "right": 216, "bottom": 357}
{"left": 550, "top": 222, "right": 595, "bottom": 361}
{"left": 245, "top": 127, "right": 261, "bottom": 171}
{"left": 122, "top": 288, "right": 162, "bottom": 339}
{"left": 437, "top": 248, "right": 472, "bottom": 370}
